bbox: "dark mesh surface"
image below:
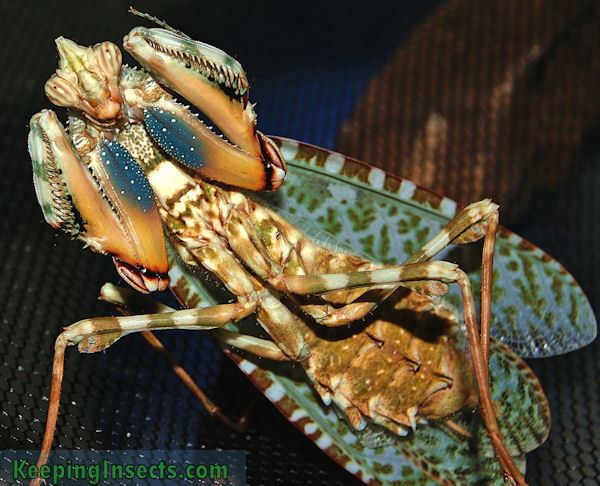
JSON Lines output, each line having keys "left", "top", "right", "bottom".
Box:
{"left": 0, "top": 1, "right": 598, "bottom": 485}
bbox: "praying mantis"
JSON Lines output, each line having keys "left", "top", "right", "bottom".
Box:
{"left": 25, "top": 10, "right": 596, "bottom": 485}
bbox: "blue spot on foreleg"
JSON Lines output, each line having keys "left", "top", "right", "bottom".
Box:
{"left": 100, "top": 140, "right": 155, "bottom": 212}
{"left": 143, "top": 107, "right": 206, "bottom": 170}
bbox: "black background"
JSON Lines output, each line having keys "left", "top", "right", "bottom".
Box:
{"left": 0, "top": 1, "right": 598, "bottom": 484}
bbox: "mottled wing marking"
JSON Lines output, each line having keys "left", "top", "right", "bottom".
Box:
{"left": 262, "top": 138, "right": 596, "bottom": 358}
{"left": 169, "top": 242, "right": 548, "bottom": 485}
{"left": 164, "top": 139, "right": 559, "bottom": 483}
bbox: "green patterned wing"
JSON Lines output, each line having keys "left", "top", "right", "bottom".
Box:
{"left": 166, "top": 138, "right": 561, "bottom": 484}
{"left": 255, "top": 138, "right": 596, "bottom": 358}
{"left": 169, "top": 247, "right": 549, "bottom": 485}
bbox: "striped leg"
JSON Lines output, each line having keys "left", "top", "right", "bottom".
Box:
{"left": 281, "top": 199, "right": 499, "bottom": 328}
{"left": 304, "top": 200, "right": 498, "bottom": 324}
{"left": 211, "top": 329, "right": 289, "bottom": 361}
{"left": 98, "top": 283, "right": 287, "bottom": 435}
{"left": 405, "top": 199, "right": 499, "bottom": 264}
{"left": 100, "top": 283, "right": 288, "bottom": 361}
{"left": 33, "top": 296, "right": 259, "bottom": 485}
{"left": 270, "top": 260, "right": 461, "bottom": 296}
{"left": 61, "top": 300, "right": 257, "bottom": 351}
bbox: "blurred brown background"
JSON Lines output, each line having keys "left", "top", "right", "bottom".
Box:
{"left": 338, "top": 0, "right": 599, "bottom": 223}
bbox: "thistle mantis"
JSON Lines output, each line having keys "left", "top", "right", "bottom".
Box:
{"left": 25, "top": 10, "right": 596, "bottom": 485}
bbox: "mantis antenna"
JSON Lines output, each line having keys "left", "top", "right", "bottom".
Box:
{"left": 128, "top": 7, "right": 191, "bottom": 39}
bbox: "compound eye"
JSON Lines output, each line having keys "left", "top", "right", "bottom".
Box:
{"left": 44, "top": 74, "right": 82, "bottom": 109}
{"left": 94, "top": 41, "right": 122, "bottom": 81}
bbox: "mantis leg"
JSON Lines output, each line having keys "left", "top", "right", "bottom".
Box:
{"left": 98, "top": 283, "right": 286, "bottom": 437}
{"left": 33, "top": 298, "right": 260, "bottom": 486}
{"left": 404, "top": 199, "right": 499, "bottom": 264}
{"left": 271, "top": 260, "right": 468, "bottom": 296}
{"left": 210, "top": 329, "right": 289, "bottom": 361}
{"left": 404, "top": 199, "right": 499, "bottom": 373}
{"left": 297, "top": 199, "right": 499, "bottom": 328}
{"left": 100, "top": 283, "right": 288, "bottom": 362}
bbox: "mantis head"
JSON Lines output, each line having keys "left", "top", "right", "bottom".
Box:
{"left": 45, "top": 38, "right": 124, "bottom": 124}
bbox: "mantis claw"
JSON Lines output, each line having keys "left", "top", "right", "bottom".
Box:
{"left": 28, "top": 109, "right": 169, "bottom": 292}
{"left": 124, "top": 25, "right": 286, "bottom": 191}
{"left": 124, "top": 26, "right": 256, "bottom": 154}
{"left": 141, "top": 102, "right": 285, "bottom": 191}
